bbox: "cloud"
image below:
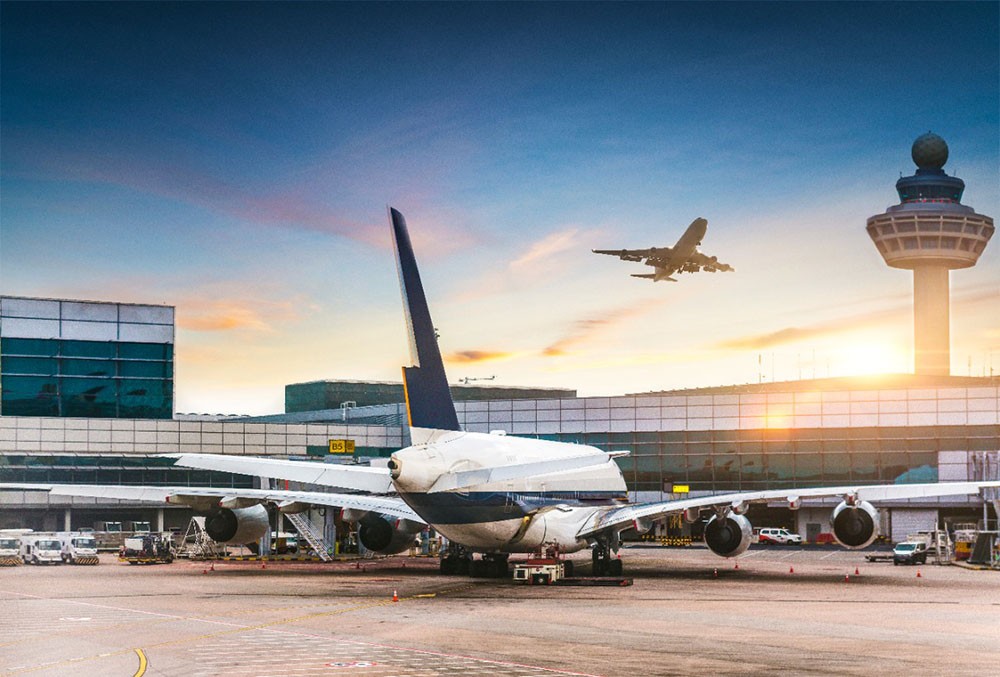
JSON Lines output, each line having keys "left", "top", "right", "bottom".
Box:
{"left": 451, "top": 225, "right": 602, "bottom": 303}
{"left": 715, "top": 300, "right": 911, "bottom": 351}
{"left": 714, "top": 281, "right": 999, "bottom": 352}
{"left": 543, "top": 297, "right": 669, "bottom": 357}
{"left": 3, "top": 130, "right": 431, "bottom": 250}
{"left": 509, "top": 228, "right": 581, "bottom": 270}
{"left": 444, "top": 350, "right": 516, "bottom": 364}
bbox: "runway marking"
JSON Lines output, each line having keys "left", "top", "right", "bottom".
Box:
{"left": 132, "top": 649, "right": 147, "bottom": 677}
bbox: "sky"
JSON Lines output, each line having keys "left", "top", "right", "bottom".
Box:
{"left": 2, "top": 2, "right": 998, "bottom": 415}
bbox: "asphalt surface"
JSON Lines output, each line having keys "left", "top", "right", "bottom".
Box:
{"left": 1, "top": 546, "right": 998, "bottom": 676}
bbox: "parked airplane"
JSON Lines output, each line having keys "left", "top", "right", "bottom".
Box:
{"left": 4, "top": 208, "right": 998, "bottom": 577}
{"left": 593, "top": 217, "right": 734, "bottom": 281}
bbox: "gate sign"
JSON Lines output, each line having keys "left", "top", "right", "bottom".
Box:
{"left": 328, "top": 439, "right": 356, "bottom": 454}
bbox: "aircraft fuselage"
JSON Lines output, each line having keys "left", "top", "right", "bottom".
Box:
{"left": 389, "top": 430, "right": 626, "bottom": 552}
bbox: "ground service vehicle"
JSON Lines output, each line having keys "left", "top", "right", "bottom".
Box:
{"left": 893, "top": 541, "right": 928, "bottom": 565}
{"left": 0, "top": 536, "right": 21, "bottom": 565}
{"left": 757, "top": 528, "right": 803, "bottom": 545}
{"left": 21, "top": 535, "right": 63, "bottom": 564}
{"left": 120, "top": 534, "right": 174, "bottom": 564}
{"left": 62, "top": 533, "right": 100, "bottom": 564}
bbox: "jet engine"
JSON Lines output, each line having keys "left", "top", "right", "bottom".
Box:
{"left": 204, "top": 504, "right": 270, "bottom": 544}
{"left": 831, "top": 500, "right": 878, "bottom": 549}
{"left": 704, "top": 513, "right": 753, "bottom": 557}
{"left": 355, "top": 513, "right": 424, "bottom": 555}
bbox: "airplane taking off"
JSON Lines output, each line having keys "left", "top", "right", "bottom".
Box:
{"left": 4, "top": 208, "right": 999, "bottom": 578}
{"left": 593, "top": 217, "right": 734, "bottom": 281}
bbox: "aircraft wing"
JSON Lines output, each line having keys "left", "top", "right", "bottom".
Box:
{"left": 592, "top": 247, "right": 670, "bottom": 263}
{"left": 686, "top": 251, "right": 734, "bottom": 272}
{"left": 0, "top": 482, "right": 424, "bottom": 522}
{"left": 169, "top": 454, "right": 395, "bottom": 494}
{"left": 576, "top": 481, "right": 1000, "bottom": 540}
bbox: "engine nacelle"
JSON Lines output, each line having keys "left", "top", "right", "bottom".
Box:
{"left": 704, "top": 513, "right": 753, "bottom": 558}
{"left": 204, "top": 504, "right": 269, "bottom": 544}
{"left": 831, "top": 500, "right": 878, "bottom": 549}
{"left": 357, "top": 514, "right": 424, "bottom": 555}
{"left": 277, "top": 501, "right": 310, "bottom": 514}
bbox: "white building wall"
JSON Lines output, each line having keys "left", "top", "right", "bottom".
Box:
{"left": 891, "top": 509, "right": 939, "bottom": 542}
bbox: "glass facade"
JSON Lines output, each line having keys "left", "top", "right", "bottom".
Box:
{"left": 0, "top": 454, "right": 250, "bottom": 488}
{"left": 1, "top": 337, "right": 173, "bottom": 419}
{"left": 528, "top": 424, "right": 998, "bottom": 493}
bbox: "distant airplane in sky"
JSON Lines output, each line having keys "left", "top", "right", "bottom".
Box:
{"left": 593, "top": 217, "right": 734, "bottom": 282}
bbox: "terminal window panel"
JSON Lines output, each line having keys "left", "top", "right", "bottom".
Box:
{"left": 1, "top": 337, "right": 172, "bottom": 418}
{"left": 542, "top": 424, "right": 1000, "bottom": 493}
{"left": 0, "top": 456, "right": 253, "bottom": 488}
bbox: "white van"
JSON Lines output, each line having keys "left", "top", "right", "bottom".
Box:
{"left": 756, "top": 528, "right": 803, "bottom": 545}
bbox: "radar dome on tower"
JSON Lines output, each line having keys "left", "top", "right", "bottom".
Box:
{"left": 911, "top": 131, "right": 948, "bottom": 170}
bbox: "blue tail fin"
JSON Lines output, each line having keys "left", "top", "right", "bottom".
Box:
{"left": 389, "top": 208, "right": 461, "bottom": 432}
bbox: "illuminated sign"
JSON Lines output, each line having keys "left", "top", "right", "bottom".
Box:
{"left": 328, "top": 439, "right": 356, "bottom": 454}
{"left": 672, "top": 484, "right": 690, "bottom": 494}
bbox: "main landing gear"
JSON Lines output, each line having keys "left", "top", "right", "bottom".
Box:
{"left": 439, "top": 543, "right": 472, "bottom": 575}
{"left": 439, "top": 546, "right": 510, "bottom": 578}
{"left": 591, "top": 543, "right": 623, "bottom": 577}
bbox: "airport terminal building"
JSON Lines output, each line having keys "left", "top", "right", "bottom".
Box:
{"left": 2, "top": 293, "right": 997, "bottom": 542}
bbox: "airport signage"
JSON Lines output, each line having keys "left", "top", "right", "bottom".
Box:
{"left": 328, "top": 439, "right": 356, "bottom": 455}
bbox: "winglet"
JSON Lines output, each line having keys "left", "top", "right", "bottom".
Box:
{"left": 389, "top": 208, "right": 461, "bottom": 433}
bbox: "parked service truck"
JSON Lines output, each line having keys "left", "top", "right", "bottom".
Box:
{"left": 21, "top": 534, "right": 64, "bottom": 565}
{"left": 61, "top": 533, "right": 100, "bottom": 565}
{"left": 0, "top": 535, "right": 22, "bottom": 566}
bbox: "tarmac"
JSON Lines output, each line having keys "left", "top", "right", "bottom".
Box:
{"left": 1, "top": 545, "right": 998, "bottom": 677}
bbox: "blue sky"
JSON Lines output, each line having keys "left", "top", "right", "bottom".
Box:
{"left": 2, "top": 2, "right": 998, "bottom": 414}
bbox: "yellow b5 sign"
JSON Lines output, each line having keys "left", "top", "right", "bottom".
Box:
{"left": 328, "top": 439, "right": 356, "bottom": 454}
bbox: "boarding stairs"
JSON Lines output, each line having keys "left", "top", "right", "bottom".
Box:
{"left": 285, "top": 512, "right": 333, "bottom": 561}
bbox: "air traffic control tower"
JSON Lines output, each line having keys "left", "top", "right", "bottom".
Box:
{"left": 867, "top": 132, "right": 994, "bottom": 375}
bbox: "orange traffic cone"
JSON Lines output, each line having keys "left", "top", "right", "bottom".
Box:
{"left": 916, "top": 569, "right": 922, "bottom": 578}
{"left": 392, "top": 589, "right": 399, "bottom": 602}
{"left": 844, "top": 574, "right": 850, "bottom": 582}
{"left": 210, "top": 563, "right": 215, "bottom": 571}
{"left": 789, "top": 566, "right": 794, "bottom": 574}
{"left": 261, "top": 562, "right": 266, "bottom": 570}
{"left": 734, "top": 561, "right": 740, "bottom": 570}
{"left": 854, "top": 567, "right": 859, "bottom": 576}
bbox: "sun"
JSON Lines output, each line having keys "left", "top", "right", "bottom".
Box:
{"left": 834, "top": 340, "right": 909, "bottom": 377}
